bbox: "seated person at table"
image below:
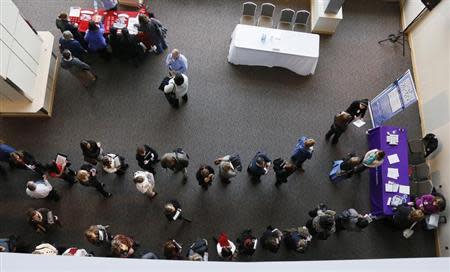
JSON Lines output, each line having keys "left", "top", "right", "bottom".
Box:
{"left": 390, "top": 203, "right": 425, "bottom": 229}
{"left": 414, "top": 193, "right": 446, "bottom": 215}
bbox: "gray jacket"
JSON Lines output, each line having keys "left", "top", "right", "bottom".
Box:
{"left": 61, "top": 57, "right": 90, "bottom": 74}
{"left": 161, "top": 151, "right": 189, "bottom": 171}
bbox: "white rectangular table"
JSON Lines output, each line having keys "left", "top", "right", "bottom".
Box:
{"left": 227, "top": 24, "right": 320, "bottom": 75}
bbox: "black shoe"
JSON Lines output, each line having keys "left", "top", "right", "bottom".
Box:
{"left": 105, "top": 193, "right": 112, "bottom": 198}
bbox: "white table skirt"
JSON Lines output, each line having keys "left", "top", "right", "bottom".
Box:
{"left": 227, "top": 24, "right": 320, "bottom": 76}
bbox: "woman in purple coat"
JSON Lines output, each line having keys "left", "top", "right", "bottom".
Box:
{"left": 415, "top": 194, "right": 446, "bottom": 215}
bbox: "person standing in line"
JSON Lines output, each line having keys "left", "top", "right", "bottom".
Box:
{"left": 329, "top": 153, "right": 362, "bottom": 183}
{"left": 45, "top": 156, "right": 77, "bottom": 185}
{"left": 164, "top": 199, "right": 191, "bottom": 223}
{"left": 85, "top": 225, "right": 112, "bottom": 247}
{"left": 325, "top": 111, "right": 353, "bottom": 145}
{"left": 260, "top": 226, "right": 283, "bottom": 253}
{"left": 76, "top": 164, "right": 112, "bottom": 198}
{"left": 196, "top": 164, "right": 215, "bottom": 190}
{"left": 61, "top": 50, "right": 97, "bottom": 88}
{"left": 273, "top": 158, "right": 297, "bottom": 187}
{"left": 186, "top": 239, "right": 208, "bottom": 261}
{"left": 306, "top": 204, "right": 336, "bottom": 240}
{"left": 111, "top": 234, "right": 136, "bottom": 258}
{"left": 108, "top": 27, "right": 124, "bottom": 59}
{"left": 102, "top": 153, "right": 129, "bottom": 175}
{"left": 55, "top": 12, "right": 86, "bottom": 48}
{"left": 26, "top": 175, "right": 60, "bottom": 202}
{"left": 135, "top": 145, "right": 159, "bottom": 174}
{"left": 354, "top": 149, "right": 385, "bottom": 173}
{"left": 97, "top": 0, "right": 118, "bottom": 11}
{"left": 149, "top": 13, "right": 168, "bottom": 51}
{"left": 27, "top": 208, "right": 61, "bottom": 233}
{"left": 165, "top": 49, "right": 188, "bottom": 75}
{"left": 247, "top": 152, "right": 271, "bottom": 181}
{"left": 9, "top": 150, "right": 45, "bottom": 175}
{"left": 0, "top": 140, "right": 16, "bottom": 175}
{"left": 163, "top": 239, "right": 184, "bottom": 260}
{"left": 235, "top": 229, "right": 258, "bottom": 257}
{"left": 283, "top": 226, "right": 312, "bottom": 253}
{"left": 133, "top": 170, "right": 157, "bottom": 199}
{"left": 84, "top": 21, "right": 110, "bottom": 60}
{"left": 80, "top": 140, "right": 103, "bottom": 165}
{"left": 59, "top": 31, "right": 87, "bottom": 60}
{"left": 160, "top": 148, "right": 189, "bottom": 182}
{"left": 290, "top": 137, "right": 315, "bottom": 172}
{"left": 214, "top": 154, "right": 240, "bottom": 182}
{"left": 213, "top": 232, "right": 236, "bottom": 261}
{"left": 163, "top": 73, "right": 189, "bottom": 109}
{"left": 346, "top": 99, "right": 369, "bottom": 121}
{"left": 335, "top": 208, "right": 371, "bottom": 232}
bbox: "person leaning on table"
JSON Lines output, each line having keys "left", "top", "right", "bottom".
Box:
{"left": 346, "top": 99, "right": 369, "bottom": 121}
{"left": 354, "top": 149, "right": 385, "bottom": 174}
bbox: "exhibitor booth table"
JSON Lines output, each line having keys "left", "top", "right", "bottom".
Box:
{"left": 228, "top": 24, "right": 320, "bottom": 76}
{"left": 68, "top": 7, "right": 147, "bottom": 34}
{"left": 368, "top": 126, "right": 410, "bottom": 216}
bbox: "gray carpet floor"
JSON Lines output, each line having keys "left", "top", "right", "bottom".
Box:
{"left": 0, "top": 0, "right": 435, "bottom": 261}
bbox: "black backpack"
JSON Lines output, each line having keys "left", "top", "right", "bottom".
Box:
{"left": 423, "top": 133, "right": 438, "bottom": 158}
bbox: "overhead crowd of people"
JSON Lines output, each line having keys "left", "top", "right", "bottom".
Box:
{"left": 0, "top": 0, "right": 447, "bottom": 261}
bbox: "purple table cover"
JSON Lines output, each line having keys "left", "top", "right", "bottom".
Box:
{"left": 368, "top": 126, "right": 410, "bottom": 216}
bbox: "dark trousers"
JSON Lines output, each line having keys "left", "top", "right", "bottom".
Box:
{"left": 46, "top": 189, "right": 60, "bottom": 202}
{"left": 91, "top": 178, "right": 110, "bottom": 197}
{"left": 325, "top": 125, "right": 344, "bottom": 144}
{"left": 169, "top": 94, "right": 188, "bottom": 109}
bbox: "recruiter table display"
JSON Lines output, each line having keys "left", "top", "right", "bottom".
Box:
{"left": 68, "top": 7, "right": 147, "bottom": 34}
{"left": 368, "top": 126, "right": 410, "bottom": 216}
{"left": 227, "top": 24, "right": 320, "bottom": 76}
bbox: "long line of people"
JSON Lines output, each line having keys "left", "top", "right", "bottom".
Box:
{"left": 0, "top": 132, "right": 446, "bottom": 259}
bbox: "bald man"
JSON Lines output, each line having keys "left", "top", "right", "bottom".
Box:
{"left": 165, "top": 49, "right": 188, "bottom": 75}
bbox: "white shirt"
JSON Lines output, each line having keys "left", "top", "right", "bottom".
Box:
{"left": 164, "top": 74, "right": 189, "bottom": 99}
{"left": 216, "top": 240, "right": 236, "bottom": 257}
{"left": 134, "top": 171, "right": 155, "bottom": 194}
{"left": 26, "top": 180, "right": 52, "bottom": 199}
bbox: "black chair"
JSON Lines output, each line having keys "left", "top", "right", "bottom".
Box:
{"left": 410, "top": 179, "right": 433, "bottom": 197}
{"left": 409, "top": 162, "right": 430, "bottom": 182}
{"left": 408, "top": 139, "right": 426, "bottom": 165}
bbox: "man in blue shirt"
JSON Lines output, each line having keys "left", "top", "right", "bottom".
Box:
{"left": 166, "top": 49, "right": 188, "bottom": 75}
{"left": 0, "top": 141, "right": 16, "bottom": 175}
{"left": 291, "top": 136, "right": 315, "bottom": 172}
{"left": 59, "top": 31, "right": 87, "bottom": 60}
{"left": 247, "top": 152, "right": 271, "bottom": 181}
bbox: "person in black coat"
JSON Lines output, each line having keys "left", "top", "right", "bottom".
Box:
{"left": 80, "top": 140, "right": 103, "bottom": 165}
{"left": 164, "top": 200, "right": 191, "bottom": 222}
{"left": 121, "top": 28, "right": 145, "bottom": 67}
{"left": 9, "top": 150, "right": 45, "bottom": 175}
{"left": 108, "top": 27, "right": 124, "bottom": 59}
{"left": 236, "top": 229, "right": 257, "bottom": 257}
{"left": 260, "top": 226, "right": 283, "bottom": 253}
{"left": 247, "top": 152, "right": 271, "bottom": 181}
{"left": 273, "top": 158, "right": 296, "bottom": 187}
{"left": 196, "top": 165, "right": 215, "bottom": 190}
{"left": 135, "top": 145, "right": 159, "bottom": 173}
{"left": 346, "top": 99, "right": 369, "bottom": 120}
{"left": 76, "top": 164, "right": 112, "bottom": 198}
{"left": 55, "top": 12, "right": 87, "bottom": 48}
{"left": 186, "top": 239, "right": 208, "bottom": 261}
{"left": 27, "top": 208, "right": 61, "bottom": 233}
{"left": 390, "top": 203, "right": 425, "bottom": 230}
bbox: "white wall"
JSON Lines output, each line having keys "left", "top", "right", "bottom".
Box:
{"left": 402, "top": 0, "right": 450, "bottom": 257}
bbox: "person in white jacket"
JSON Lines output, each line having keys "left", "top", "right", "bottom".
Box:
{"left": 164, "top": 73, "right": 189, "bottom": 108}
{"left": 102, "top": 153, "right": 129, "bottom": 175}
{"left": 133, "top": 171, "right": 157, "bottom": 199}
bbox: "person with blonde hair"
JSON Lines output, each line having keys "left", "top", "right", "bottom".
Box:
{"left": 214, "top": 154, "right": 239, "bottom": 182}
{"left": 85, "top": 225, "right": 112, "bottom": 246}
{"left": 133, "top": 171, "right": 157, "bottom": 199}
{"left": 76, "top": 164, "right": 112, "bottom": 198}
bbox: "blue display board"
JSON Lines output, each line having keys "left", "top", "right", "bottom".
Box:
{"left": 369, "top": 70, "right": 418, "bottom": 128}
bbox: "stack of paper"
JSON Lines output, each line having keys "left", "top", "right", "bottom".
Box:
{"left": 69, "top": 7, "right": 81, "bottom": 17}
{"left": 399, "top": 185, "right": 410, "bottom": 195}
{"left": 385, "top": 181, "right": 399, "bottom": 193}
{"left": 387, "top": 168, "right": 399, "bottom": 179}
{"left": 387, "top": 154, "right": 400, "bottom": 164}
{"left": 127, "top": 16, "right": 139, "bottom": 35}
{"left": 386, "top": 133, "right": 399, "bottom": 145}
{"left": 353, "top": 119, "right": 366, "bottom": 128}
